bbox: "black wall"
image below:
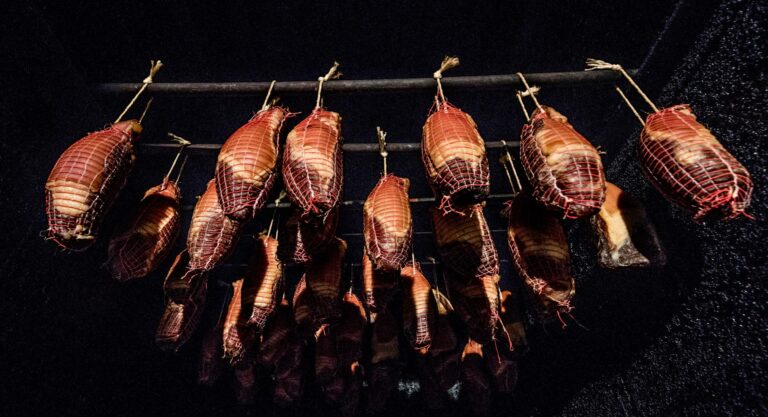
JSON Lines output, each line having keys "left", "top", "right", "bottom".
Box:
{"left": 1, "top": 1, "right": 765, "bottom": 416}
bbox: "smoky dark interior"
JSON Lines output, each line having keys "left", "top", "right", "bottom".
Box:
{"left": 1, "top": 1, "right": 766, "bottom": 416}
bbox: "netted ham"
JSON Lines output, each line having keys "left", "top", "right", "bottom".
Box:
{"left": 107, "top": 179, "right": 181, "bottom": 281}
{"left": 233, "top": 357, "right": 256, "bottom": 405}
{"left": 45, "top": 120, "right": 143, "bottom": 251}
{"left": 187, "top": 179, "right": 244, "bottom": 271}
{"left": 215, "top": 106, "right": 289, "bottom": 221}
{"left": 278, "top": 206, "right": 338, "bottom": 265}
{"left": 273, "top": 334, "right": 304, "bottom": 410}
{"left": 197, "top": 290, "right": 229, "bottom": 386}
{"left": 520, "top": 105, "right": 606, "bottom": 219}
{"left": 282, "top": 109, "right": 343, "bottom": 222}
{"left": 484, "top": 289, "right": 525, "bottom": 394}
{"left": 447, "top": 273, "right": 500, "bottom": 344}
{"left": 156, "top": 252, "right": 208, "bottom": 351}
{"left": 401, "top": 262, "right": 436, "bottom": 353}
{"left": 292, "top": 275, "right": 317, "bottom": 339}
{"left": 223, "top": 279, "right": 257, "bottom": 364}
{"left": 337, "top": 292, "right": 366, "bottom": 371}
{"left": 256, "top": 298, "right": 292, "bottom": 369}
{"left": 244, "top": 235, "right": 283, "bottom": 330}
{"left": 428, "top": 289, "right": 460, "bottom": 391}
{"left": 504, "top": 192, "right": 575, "bottom": 317}
{"left": 305, "top": 237, "right": 347, "bottom": 325}
{"left": 431, "top": 204, "right": 499, "bottom": 283}
{"left": 639, "top": 105, "right": 752, "bottom": 220}
{"left": 361, "top": 253, "right": 398, "bottom": 323}
{"left": 367, "top": 308, "right": 402, "bottom": 415}
{"left": 363, "top": 174, "right": 413, "bottom": 271}
{"left": 459, "top": 339, "right": 492, "bottom": 415}
{"left": 592, "top": 182, "right": 665, "bottom": 268}
{"left": 422, "top": 102, "right": 490, "bottom": 213}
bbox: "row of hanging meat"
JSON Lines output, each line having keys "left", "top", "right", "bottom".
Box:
{"left": 43, "top": 57, "right": 754, "bottom": 412}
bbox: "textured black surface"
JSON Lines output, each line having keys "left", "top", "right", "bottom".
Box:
{"left": 0, "top": 1, "right": 766, "bottom": 416}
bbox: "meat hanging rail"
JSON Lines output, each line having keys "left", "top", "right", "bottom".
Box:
{"left": 96, "top": 69, "right": 635, "bottom": 96}
{"left": 103, "top": 69, "right": 636, "bottom": 214}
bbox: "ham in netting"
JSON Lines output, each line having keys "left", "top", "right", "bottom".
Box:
{"left": 156, "top": 251, "right": 208, "bottom": 351}
{"left": 305, "top": 237, "right": 347, "bottom": 325}
{"left": 401, "top": 262, "right": 436, "bottom": 353}
{"left": 277, "top": 206, "right": 338, "bottom": 265}
{"left": 282, "top": 109, "right": 343, "bottom": 222}
{"left": 639, "top": 104, "right": 752, "bottom": 220}
{"left": 215, "top": 106, "right": 289, "bottom": 221}
{"left": 363, "top": 174, "right": 413, "bottom": 272}
{"left": 187, "top": 179, "right": 244, "bottom": 271}
{"left": 431, "top": 204, "right": 499, "bottom": 283}
{"left": 107, "top": 178, "right": 182, "bottom": 281}
{"left": 520, "top": 106, "right": 606, "bottom": 219}
{"left": 45, "top": 120, "right": 143, "bottom": 250}
{"left": 504, "top": 192, "right": 575, "bottom": 317}
{"left": 422, "top": 102, "right": 490, "bottom": 213}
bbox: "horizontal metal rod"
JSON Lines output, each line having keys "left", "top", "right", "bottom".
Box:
{"left": 181, "top": 193, "right": 515, "bottom": 211}
{"left": 139, "top": 140, "right": 520, "bottom": 155}
{"left": 97, "top": 69, "right": 636, "bottom": 96}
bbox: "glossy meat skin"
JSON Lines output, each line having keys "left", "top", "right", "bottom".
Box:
{"left": 422, "top": 102, "right": 489, "bottom": 213}
{"left": 282, "top": 109, "right": 343, "bottom": 222}
{"left": 187, "top": 179, "right": 243, "bottom": 271}
{"left": 223, "top": 279, "right": 257, "bottom": 364}
{"left": 447, "top": 273, "right": 500, "bottom": 344}
{"left": 108, "top": 179, "right": 181, "bottom": 281}
{"left": 215, "top": 106, "right": 289, "bottom": 221}
{"left": 337, "top": 292, "right": 366, "bottom": 370}
{"left": 401, "top": 262, "right": 436, "bottom": 352}
{"left": 591, "top": 182, "right": 666, "bottom": 268}
{"left": 520, "top": 106, "right": 606, "bottom": 219}
{"left": 256, "top": 298, "right": 292, "bottom": 369}
{"left": 156, "top": 265, "right": 208, "bottom": 352}
{"left": 504, "top": 192, "right": 575, "bottom": 316}
{"left": 45, "top": 120, "right": 142, "bottom": 250}
{"left": 292, "top": 275, "right": 318, "bottom": 339}
{"left": 361, "top": 253, "right": 398, "bottom": 322}
{"left": 431, "top": 204, "right": 499, "bottom": 282}
{"left": 363, "top": 174, "right": 413, "bottom": 272}
{"left": 305, "top": 237, "right": 347, "bottom": 325}
{"left": 244, "top": 235, "right": 283, "bottom": 330}
{"left": 639, "top": 104, "right": 752, "bottom": 220}
{"left": 277, "top": 206, "right": 338, "bottom": 265}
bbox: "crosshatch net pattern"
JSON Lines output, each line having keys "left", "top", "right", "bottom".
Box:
{"left": 245, "top": 235, "right": 283, "bottom": 331}
{"left": 305, "top": 237, "right": 347, "bottom": 325}
{"left": 447, "top": 272, "right": 501, "bottom": 345}
{"left": 422, "top": 101, "right": 490, "bottom": 214}
{"left": 363, "top": 174, "right": 413, "bottom": 272}
{"left": 156, "top": 278, "right": 208, "bottom": 351}
{"left": 431, "top": 204, "right": 499, "bottom": 282}
{"left": 400, "top": 262, "right": 435, "bottom": 351}
{"left": 277, "top": 206, "right": 339, "bottom": 265}
{"left": 187, "top": 180, "right": 244, "bottom": 271}
{"left": 282, "top": 108, "right": 344, "bottom": 222}
{"left": 215, "top": 106, "right": 290, "bottom": 221}
{"left": 639, "top": 104, "right": 753, "bottom": 220}
{"left": 504, "top": 193, "right": 575, "bottom": 316}
{"left": 223, "top": 278, "right": 257, "bottom": 365}
{"left": 520, "top": 106, "right": 606, "bottom": 220}
{"left": 45, "top": 121, "right": 139, "bottom": 250}
{"left": 107, "top": 180, "right": 182, "bottom": 281}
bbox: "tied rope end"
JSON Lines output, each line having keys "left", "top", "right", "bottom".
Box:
{"left": 518, "top": 85, "right": 540, "bottom": 97}
{"left": 167, "top": 132, "right": 192, "bottom": 146}
{"left": 143, "top": 60, "right": 164, "bottom": 84}
{"left": 585, "top": 58, "right": 621, "bottom": 72}
{"left": 433, "top": 56, "right": 460, "bottom": 79}
{"left": 315, "top": 61, "right": 342, "bottom": 108}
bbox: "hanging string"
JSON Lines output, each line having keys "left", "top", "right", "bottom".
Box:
{"left": 433, "top": 56, "right": 460, "bottom": 105}
{"left": 267, "top": 191, "right": 287, "bottom": 238}
{"left": 315, "top": 61, "right": 341, "bottom": 109}
{"left": 614, "top": 86, "right": 646, "bottom": 126}
{"left": 426, "top": 257, "right": 441, "bottom": 293}
{"left": 586, "top": 58, "right": 660, "bottom": 112}
{"left": 376, "top": 126, "right": 388, "bottom": 176}
{"left": 261, "top": 80, "right": 277, "bottom": 111}
{"left": 174, "top": 155, "right": 190, "bottom": 185}
{"left": 138, "top": 98, "right": 154, "bottom": 124}
{"left": 515, "top": 72, "right": 543, "bottom": 112}
{"left": 515, "top": 91, "right": 530, "bottom": 122}
{"left": 499, "top": 140, "right": 523, "bottom": 195}
{"left": 115, "top": 60, "right": 163, "bottom": 123}
{"left": 165, "top": 132, "right": 192, "bottom": 180}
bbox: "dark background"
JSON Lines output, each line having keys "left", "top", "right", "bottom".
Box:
{"left": 1, "top": 0, "right": 766, "bottom": 416}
